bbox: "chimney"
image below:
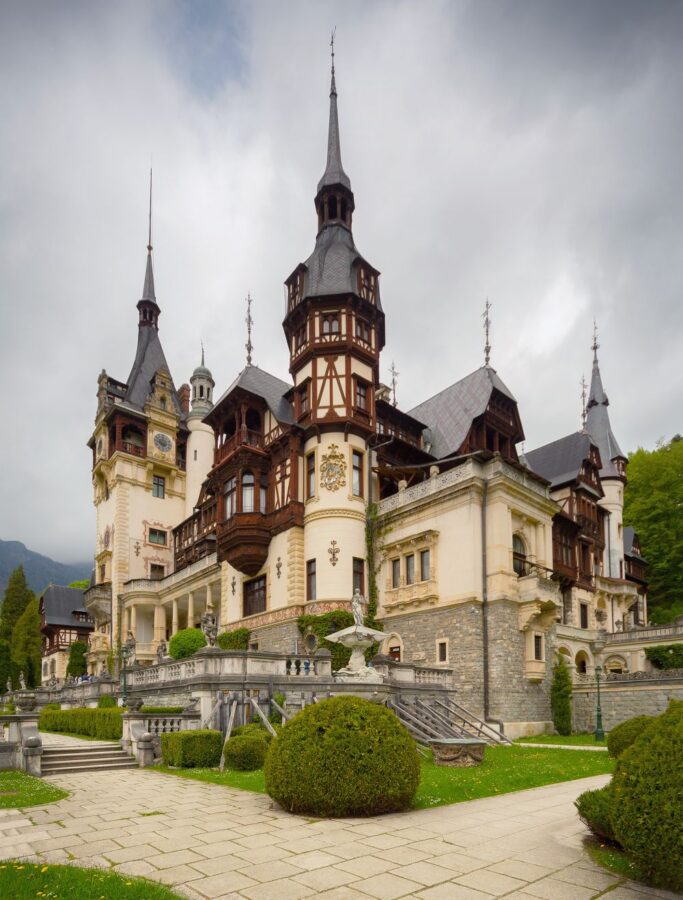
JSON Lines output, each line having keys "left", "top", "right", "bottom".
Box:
{"left": 178, "top": 383, "right": 190, "bottom": 414}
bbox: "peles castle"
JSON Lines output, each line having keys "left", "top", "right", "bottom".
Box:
{"left": 80, "top": 59, "right": 663, "bottom": 738}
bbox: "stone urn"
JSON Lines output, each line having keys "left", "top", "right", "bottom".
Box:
{"left": 430, "top": 738, "right": 486, "bottom": 767}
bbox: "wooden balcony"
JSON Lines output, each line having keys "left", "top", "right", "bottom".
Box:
{"left": 217, "top": 513, "right": 271, "bottom": 575}
{"left": 110, "top": 441, "right": 146, "bottom": 459}
{"left": 215, "top": 429, "right": 264, "bottom": 466}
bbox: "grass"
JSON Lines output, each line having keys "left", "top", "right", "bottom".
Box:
{"left": 152, "top": 745, "right": 614, "bottom": 810}
{"left": 0, "top": 771, "right": 68, "bottom": 809}
{"left": 586, "top": 839, "right": 647, "bottom": 883}
{"left": 515, "top": 733, "right": 607, "bottom": 746}
{"left": 0, "top": 860, "right": 180, "bottom": 898}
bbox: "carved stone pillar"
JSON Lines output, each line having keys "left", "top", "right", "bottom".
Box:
{"left": 187, "top": 592, "right": 195, "bottom": 629}
{"left": 129, "top": 604, "right": 137, "bottom": 637}
{"left": 172, "top": 599, "right": 179, "bottom": 635}
{"left": 153, "top": 605, "right": 165, "bottom": 642}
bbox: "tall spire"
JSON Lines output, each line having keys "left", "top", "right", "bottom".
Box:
{"left": 580, "top": 374, "right": 588, "bottom": 431}
{"left": 245, "top": 293, "right": 254, "bottom": 366}
{"left": 317, "top": 29, "right": 351, "bottom": 193}
{"left": 141, "top": 168, "right": 156, "bottom": 302}
{"left": 483, "top": 299, "right": 492, "bottom": 367}
{"left": 585, "top": 320, "right": 625, "bottom": 478}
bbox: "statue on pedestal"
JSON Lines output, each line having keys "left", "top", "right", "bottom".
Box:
{"left": 201, "top": 611, "right": 218, "bottom": 648}
{"left": 325, "top": 592, "right": 386, "bottom": 684}
{"left": 19, "top": 671, "right": 27, "bottom": 691}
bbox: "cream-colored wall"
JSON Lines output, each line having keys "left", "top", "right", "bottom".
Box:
{"left": 600, "top": 479, "right": 624, "bottom": 578}
{"left": 185, "top": 417, "right": 214, "bottom": 514}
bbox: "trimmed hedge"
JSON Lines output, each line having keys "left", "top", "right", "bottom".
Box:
{"left": 232, "top": 723, "right": 273, "bottom": 742}
{"left": 550, "top": 659, "right": 572, "bottom": 736}
{"left": 97, "top": 694, "right": 117, "bottom": 708}
{"left": 224, "top": 734, "right": 269, "bottom": 771}
{"left": 575, "top": 786, "right": 616, "bottom": 843}
{"left": 39, "top": 707, "right": 122, "bottom": 740}
{"left": 160, "top": 729, "right": 222, "bottom": 768}
{"left": 265, "top": 696, "right": 420, "bottom": 817}
{"left": 216, "top": 628, "right": 250, "bottom": 650}
{"left": 607, "top": 715, "right": 654, "bottom": 759}
{"left": 138, "top": 706, "right": 184, "bottom": 714}
{"left": 611, "top": 701, "right": 683, "bottom": 891}
{"left": 168, "top": 628, "right": 206, "bottom": 660}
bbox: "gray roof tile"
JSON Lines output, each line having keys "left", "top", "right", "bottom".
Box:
{"left": 212, "top": 365, "right": 294, "bottom": 425}
{"left": 42, "top": 585, "right": 92, "bottom": 628}
{"left": 524, "top": 431, "right": 597, "bottom": 489}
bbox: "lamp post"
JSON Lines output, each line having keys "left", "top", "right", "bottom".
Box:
{"left": 120, "top": 636, "right": 135, "bottom": 706}
{"left": 594, "top": 664, "right": 605, "bottom": 741}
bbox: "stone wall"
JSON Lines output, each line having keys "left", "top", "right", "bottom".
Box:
{"left": 573, "top": 675, "right": 683, "bottom": 732}
{"left": 252, "top": 619, "right": 301, "bottom": 654}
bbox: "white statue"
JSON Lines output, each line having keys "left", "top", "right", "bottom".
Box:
{"left": 19, "top": 671, "right": 27, "bottom": 690}
{"left": 352, "top": 589, "right": 365, "bottom": 627}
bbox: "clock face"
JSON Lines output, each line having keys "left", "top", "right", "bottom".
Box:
{"left": 154, "top": 432, "right": 173, "bottom": 453}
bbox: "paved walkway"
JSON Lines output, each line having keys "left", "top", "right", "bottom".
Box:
{"left": 2, "top": 758, "right": 676, "bottom": 899}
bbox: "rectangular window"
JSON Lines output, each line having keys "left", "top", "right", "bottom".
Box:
{"left": 534, "top": 634, "right": 544, "bottom": 661}
{"left": 306, "top": 453, "right": 316, "bottom": 499}
{"left": 580, "top": 603, "right": 589, "bottom": 629}
{"left": 299, "top": 385, "right": 309, "bottom": 415}
{"left": 149, "top": 528, "right": 167, "bottom": 546}
{"left": 420, "top": 549, "right": 430, "bottom": 582}
{"left": 356, "top": 381, "right": 368, "bottom": 411}
{"left": 243, "top": 576, "right": 267, "bottom": 617}
{"left": 150, "top": 563, "right": 165, "bottom": 580}
{"left": 352, "top": 450, "right": 363, "bottom": 497}
{"left": 391, "top": 558, "right": 400, "bottom": 589}
{"left": 224, "top": 476, "right": 236, "bottom": 519}
{"left": 405, "top": 554, "right": 415, "bottom": 585}
{"left": 437, "top": 640, "right": 448, "bottom": 663}
{"left": 356, "top": 318, "right": 370, "bottom": 343}
{"left": 306, "top": 559, "right": 316, "bottom": 601}
{"left": 353, "top": 557, "right": 365, "bottom": 595}
{"left": 152, "top": 475, "right": 165, "bottom": 498}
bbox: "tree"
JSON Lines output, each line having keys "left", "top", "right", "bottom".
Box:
{"left": 11, "top": 598, "right": 42, "bottom": 688}
{"left": 624, "top": 438, "right": 683, "bottom": 617}
{"left": 66, "top": 641, "right": 88, "bottom": 678}
{"left": 550, "top": 657, "right": 573, "bottom": 735}
{"left": 68, "top": 579, "right": 90, "bottom": 590}
{"left": 0, "top": 638, "right": 12, "bottom": 691}
{"left": 0, "top": 566, "right": 34, "bottom": 642}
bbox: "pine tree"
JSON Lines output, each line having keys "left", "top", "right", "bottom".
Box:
{"left": 0, "top": 566, "right": 35, "bottom": 642}
{"left": 550, "top": 657, "right": 573, "bottom": 736}
{"left": 0, "top": 638, "right": 12, "bottom": 691}
{"left": 66, "top": 641, "right": 88, "bottom": 678}
{"left": 10, "top": 598, "right": 42, "bottom": 688}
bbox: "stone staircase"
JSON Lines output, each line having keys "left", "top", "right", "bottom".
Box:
{"left": 388, "top": 697, "right": 512, "bottom": 746}
{"left": 41, "top": 742, "right": 137, "bottom": 775}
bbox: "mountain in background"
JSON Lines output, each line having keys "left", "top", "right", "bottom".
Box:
{"left": 0, "top": 539, "right": 91, "bottom": 597}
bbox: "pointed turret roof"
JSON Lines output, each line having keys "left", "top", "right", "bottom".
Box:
{"left": 585, "top": 327, "right": 625, "bottom": 479}
{"left": 141, "top": 248, "right": 156, "bottom": 302}
{"left": 317, "top": 51, "right": 351, "bottom": 193}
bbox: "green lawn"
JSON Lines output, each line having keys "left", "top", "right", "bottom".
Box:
{"left": 0, "top": 861, "right": 179, "bottom": 899}
{"left": 515, "top": 733, "right": 607, "bottom": 746}
{"left": 152, "top": 745, "right": 614, "bottom": 810}
{"left": 0, "top": 771, "right": 68, "bottom": 809}
{"left": 586, "top": 840, "right": 647, "bottom": 883}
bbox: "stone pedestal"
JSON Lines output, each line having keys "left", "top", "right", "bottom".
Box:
{"left": 430, "top": 738, "right": 486, "bottom": 767}
{"left": 22, "top": 735, "right": 43, "bottom": 777}
{"left": 136, "top": 732, "right": 155, "bottom": 768}
{"left": 325, "top": 624, "right": 386, "bottom": 684}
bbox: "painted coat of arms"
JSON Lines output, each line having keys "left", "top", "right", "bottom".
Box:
{"left": 319, "top": 443, "right": 346, "bottom": 491}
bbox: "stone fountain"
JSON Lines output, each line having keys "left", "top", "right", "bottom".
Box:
{"left": 325, "top": 590, "right": 386, "bottom": 684}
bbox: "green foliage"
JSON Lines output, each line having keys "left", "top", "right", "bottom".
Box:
{"left": 11, "top": 598, "right": 41, "bottom": 688}
{"left": 0, "top": 566, "right": 34, "bottom": 643}
{"left": 624, "top": 438, "right": 683, "bottom": 614}
{"left": 68, "top": 579, "right": 90, "bottom": 590}
{"left": 224, "top": 734, "right": 269, "bottom": 771}
{"left": 607, "top": 715, "right": 655, "bottom": 758}
{"left": 550, "top": 658, "right": 572, "bottom": 736}
{"left": 645, "top": 644, "right": 683, "bottom": 669}
{"left": 160, "top": 729, "right": 222, "bottom": 768}
{"left": 97, "top": 694, "right": 117, "bottom": 708}
{"left": 575, "top": 786, "right": 617, "bottom": 843}
{"left": 168, "top": 627, "right": 206, "bottom": 660}
{"left": 265, "top": 696, "right": 420, "bottom": 817}
{"left": 138, "top": 706, "right": 184, "bottom": 714}
{"left": 648, "top": 600, "right": 683, "bottom": 625}
{"left": 0, "top": 637, "right": 13, "bottom": 691}
{"left": 39, "top": 707, "right": 123, "bottom": 740}
{"left": 66, "top": 641, "right": 88, "bottom": 678}
{"left": 269, "top": 691, "right": 286, "bottom": 724}
{"left": 297, "top": 610, "right": 354, "bottom": 671}
{"left": 42, "top": 702, "right": 61, "bottom": 711}
{"left": 0, "top": 860, "right": 179, "bottom": 899}
{"left": 0, "top": 771, "right": 68, "bottom": 809}
{"left": 610, "top": 701, "right": 683, "bottom": 891}
{"left": 232, "top": 722, "right": 274, "bottom": 741}
{"left": 216, "top": 628, "right": 250, "bottom": 650}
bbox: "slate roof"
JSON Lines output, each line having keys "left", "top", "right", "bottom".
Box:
{"left": 302, "top": 225, "right": 381, "bottom": 310}
{"left": 42, "top": 585, "right": 93, "bottom": 629}
{"left": 585, "top": 354, "right": 625, "bottom": 479}
{"left": 211, "top": 365, "right": 294, "bottom": 425}
{"left": 408, "top": 366, "right": 517, "bottom": 460}
{"left": 317, "top": 68, "right": 351, "bottom": 193}
{"left": 524, "top": 432, "right": 598, "bottom": 489}
{"left": 623, "top": 526, "right": 646, "bottom": 560}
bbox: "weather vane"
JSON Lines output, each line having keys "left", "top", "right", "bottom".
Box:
{"left": 245, "top": 293, "right": 254, "bottom": 366}
{"left": 147, "top": 167, "right": 153, "bottom": 252}
{"left": 483, "top": 299, "right": 492, "bottom": 366}
{"left": 580, "top": 374, "right": 588, "bottom": 431}
{"left": 390, "top": 361, "right": 399, "bottom": 407}
{"left": 592, "top": 317, "right": 599, "bottom": 362}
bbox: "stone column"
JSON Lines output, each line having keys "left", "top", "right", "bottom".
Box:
{"left": 172, "top": 599, "right": 179, "bottom": 635}
{"left": 187, "top": 592, "right": 195, "bottom": 629}
{"left": 124, "top": 606, "right": 131, "bottom": 636}
{"left": 130, "top": 604, "right": 137, "bottom": 637}
{"left": 153, "top": 605, "right": 165, "bottom": 642}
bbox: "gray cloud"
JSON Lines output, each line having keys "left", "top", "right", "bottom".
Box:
{"left": 1, "top": 0, "right": 681, "bottom": 562}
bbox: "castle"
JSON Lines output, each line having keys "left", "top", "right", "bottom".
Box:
{"left": 79, "top": 57, "right": 655, "bottom": 736}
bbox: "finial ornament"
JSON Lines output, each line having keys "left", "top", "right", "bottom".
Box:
{"left": 390, "top": 361, "right": 399, "bottom": 408}
{"left": 592, "top": 318, "right": 599, "bottom": 363}
{"left": 147, "top": 167, "right": 153, "bottom": 252}
{"left": 580, "top": 374, "right": 588, "bottom": 431}
{"left": 330, "top": 27, "right": 336, "bottom": 93}
{"left": 201, "top": 339, "right": 205, "bottom": 367}
{"left": 483, "top": 299, "right": 492, "bottom": 366}
{"left": 245, "top": 293, "right": 254, "bottom": 366}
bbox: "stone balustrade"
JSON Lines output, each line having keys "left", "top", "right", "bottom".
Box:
{"left": 604, "top": 623, "right": 683, "bottom": 644}
{"left": 0, "top": 714, "right": 42, "bottom": 775}
{"left": 122, "top": 710, "right": 201, "bottom": 760}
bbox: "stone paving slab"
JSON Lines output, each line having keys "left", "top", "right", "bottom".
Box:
{"left": 0, "top": 762, "right": 676, "bottom": 898}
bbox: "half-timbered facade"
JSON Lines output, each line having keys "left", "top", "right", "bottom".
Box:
{"left": 40, "top": 585, "right": 94, "bottom": 683}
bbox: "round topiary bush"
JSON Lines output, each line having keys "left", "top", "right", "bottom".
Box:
{"left": 575, "top": 785, "right": 616, "bottom": 843}
{"left": 610, "top": 701, "right": 683, "bottom": 891}
{"left": 232, "top": 723, "right": 274, "bottom": 742}
{"left": 264, "top": 696, "right": 420, "bottom": 817}
{"left": 224, "top": 734, "right": 269, "bottom": 771}
{"left": 168, "top": 628, "right": 207, "bottom": 660}
{"left": 607, "top": 715, "right": 654, "bottom": 758}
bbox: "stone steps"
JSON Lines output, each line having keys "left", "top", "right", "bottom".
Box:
{"left": 42, "top": 742, "right": 136, "bottom": 774}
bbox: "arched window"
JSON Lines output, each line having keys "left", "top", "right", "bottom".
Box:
{"left": 199, "top": 385, "right": 204, "bottom": 399}
{"left": 513, "top": 533, "right": 527, "bottom": 576}
{"left": 575, "top": 651, "right": 589, "bottom": 675}
{"left": 224, "top": 476, "right": 236, "bottom": 519}
{"left": 245, "top": 409, "right": 261, "bottom": 432}
{"left": 160, "top": 396, "right": 167, "bottom": 410}
{"left": 242, "top": 471, "right": 255, "bottom": 513}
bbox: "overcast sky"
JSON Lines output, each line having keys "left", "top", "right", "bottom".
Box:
{"left": 1, "top": 0, "right": 682, "bottom": 564}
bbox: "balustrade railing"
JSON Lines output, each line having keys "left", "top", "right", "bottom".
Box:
{"left": 604, "top": 623, "right": 683, "bottom": 643}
